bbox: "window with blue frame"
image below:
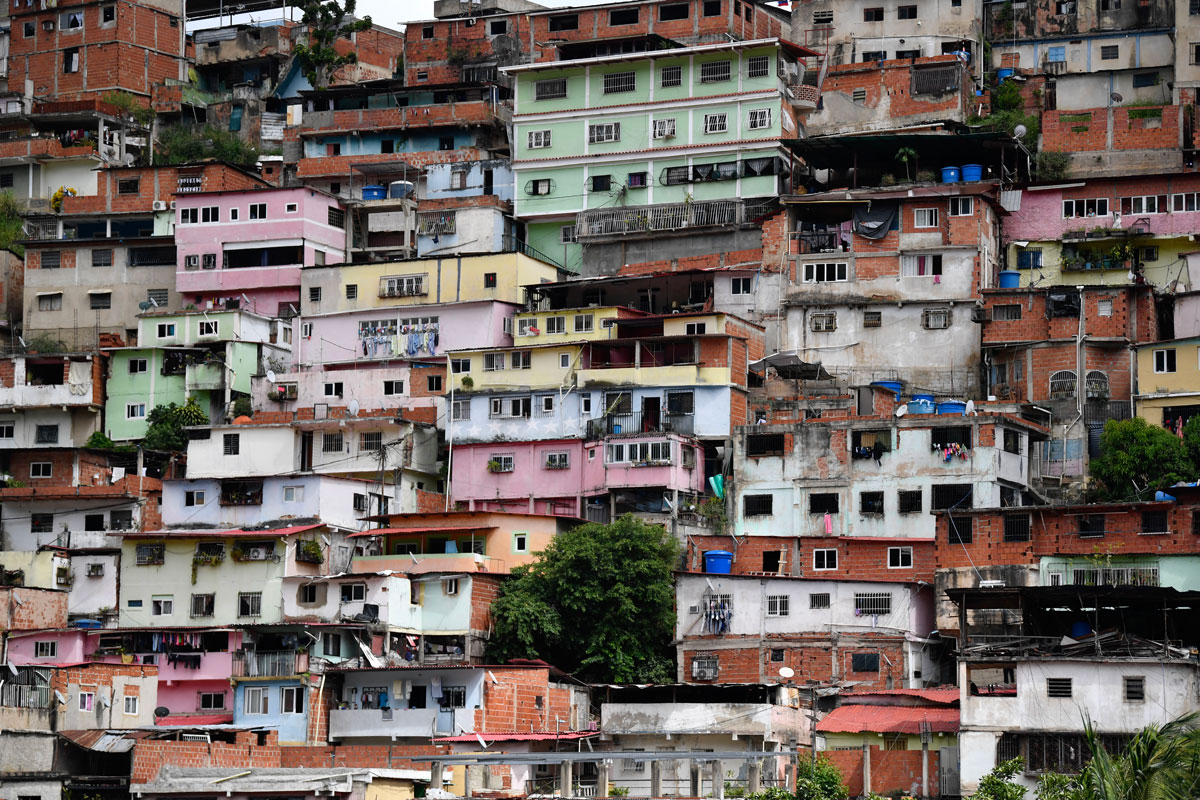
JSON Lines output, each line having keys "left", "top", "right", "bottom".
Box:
{"left": 1133, "top": 72, "right": 1159, "bottom": 88}
{"left": 1046, "top": 46, "right": 1066, "bottom": 62}
{"left": 1016, "top": 248, "right": 1043, "bottom": 269}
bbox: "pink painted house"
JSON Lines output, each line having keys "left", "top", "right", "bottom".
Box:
{"left": 175, "top": 187, "right": 347, "bottom": 318}
{"left": 450, "top": 434, "right": 705, "bottom": 520}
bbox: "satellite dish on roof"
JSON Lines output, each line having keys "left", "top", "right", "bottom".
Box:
{"left": 266, "top": 370, "right": 276, "bottom": 383}
{"left": 154, "top": 706, "right": 170, "bottom": 718}
{"left": 348, "top": 399, "right": 360, "bottom": 416}
{"left": 896, "top": 404, "right": 908, "bottom": 417}
{"left": 1013, "top": 124, "right": 1027, "bottom": 139}
{"left": 138, "top": 301, "right": 153, "bottom": 311}
{"left": 1111, "top": 92, "right": 1123, "bottom": 103}
{"left": 778, "top": 666, "right": 795, "bottom": 679}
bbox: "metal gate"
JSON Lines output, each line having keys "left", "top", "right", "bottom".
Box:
{"left": 939, "top": 747, "right": 960, "bottom": 796}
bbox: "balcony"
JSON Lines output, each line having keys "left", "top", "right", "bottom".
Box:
{"left": 231, "top": 650, "right": 309, "bottom": 678}
{"left": 586, "top": 412, "right": 695, "bottom": 439}
{"left": 788, "top": 83, "right": 821, "bottom": 109}
{"left": 328, "top": 705, "right": 471, "bottom": 740}
{"left": 789, "top": 230, "right": 850, "bottom": 255}
{"left": 185, "top": 362, "right": 225, "bottom": 392}
{"left": 0, "top": 684, "right": 50, "bottom": 708}
{"left": 0, "top": 381, "right": 95, "bottom": 408}
{"left": 378, "top": 283, "right": 428, "bottom": 299}
{"left": 575, "top": 199, "right": 776, "bottom": 241}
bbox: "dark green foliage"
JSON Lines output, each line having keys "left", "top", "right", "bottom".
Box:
{"left": 1034, "top": 151, "right": 1071, "bottom": 181}
{"left": 155, "top": 125, "right": 259, "bottom": 166}
{"left": 232, "top": 396, "right": 253, "bottom": 418}
{"left": 142, "top": 397, "right": 209, "bottom": 452}
{"left": 1090, "top": 417, "right": 1194, "bottom": 499}
{"left": 975, "top": 758, "right": 1028, "bottom": 800}
{"left": 1078, "top": 712, "right": 1200, "bottom": 800}
{"left": 293, "top": 0, "right": 372, "bottom": 89}
{"left": 0, "top": 190, "right": 24, "bottom": 257}
{"left": 792, "top": 758, "right": 849, "bottom": 800}
{"left": 487, "top": 515, "right": 679, "bottom": 683}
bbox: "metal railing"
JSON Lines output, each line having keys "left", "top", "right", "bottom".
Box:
{"left": 0, "top": 684, "right": 51, "bottom": 708}
{"left": 231, "top": 650, "right": 308, "bottom": 678}
{"left": 576, "top": 199, "right": 770, "bottom": 239}
{"left": 586, "top": 412, "right": 695, "bottom": 439}
{"left": 501, "top": 235, "right": 562, "bottom": 268}
{"left": 1071, "top": 567, "right": 1160, "bottom": 587}
{"left": 789, "top": 231, "right": 848, "bottom": 254}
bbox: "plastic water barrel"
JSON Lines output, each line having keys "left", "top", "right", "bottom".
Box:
{"left": 389, "top": 180, "right": 414, "bottom": 199}
{"left": 997, "top": 68, "right": 1015, "bottom": 81}
{"left": 1069, "top": 621, "right": 1092, "bottom": 639}
{"left": 940, "top": 166, "right": 961, "bottom": 183}
{"left": 938, "top": 400, "right": 968, "bottom": 415}
{"left": 909, "top": 394, "right": 936, "bottom": 414}
{"left": 362, "top": 184, "right": 386, "bottom": 200}
{"left": 998, "top": 270, "right": 1021, "bottom": 288}
{"left": 962, "top": 164, "right": 984, "bottom": 182}
{"left": 704, "top": 550, "right": 733, "bottom": 574}
{"left": 871, "top": 380, "right": 904, "bottom": 398}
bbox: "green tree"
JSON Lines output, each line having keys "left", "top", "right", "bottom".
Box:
{"left": 1089, "top": 417, "right": 1194, "bottom": 499}
{"left": 155, "top": 125, "right": 259, "bottom": 166}
{"left": 1182, "top": 416, "right": 1200, "bottom": 472}
{"left": 974, "top": 757, "right": 1028, "bottom": 800}
{"left": 142, "top": 397, "right": 209, "bottom": 452}
{"left": 792, "top": 757, "right": 849, "bottom": 800}
{"left": 1079, "top": 712, "right": 1200, "bottom": 800}
{"left": 487, "top": 515, "right": 679, "bottom": 683}
{"left": 293, "top": 0, "right": 372, "bottom": 90}
{"left": 0, "top": 190, "right": 25, "bottom": 257}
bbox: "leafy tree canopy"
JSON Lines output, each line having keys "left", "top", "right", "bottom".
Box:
{"left": 487, "top": 515, "right": 679, "bottom": 683}
{"left": 143, "top": 398, "right": 209, "bottom": 452}
{"left": 293, "top": 0, "right": 372, "bottom": 89}
{"left": 1089, "top": 417, "right": 1194, "bottom": 500}
{"left": 155, "top": 125, "right": 259, "bottom": 167}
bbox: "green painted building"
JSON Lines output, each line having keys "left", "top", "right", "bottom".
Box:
{"left": 105, "top": 310, "right": 292, "bottom": 440}
{"left": 504, "top": 38, "right": 811, "bottom": 273}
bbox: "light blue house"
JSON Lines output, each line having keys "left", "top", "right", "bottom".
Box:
{"left": 233, "top": 678, "right": 311, "bottom": 744}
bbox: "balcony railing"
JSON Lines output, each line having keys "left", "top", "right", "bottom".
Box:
{"left": 501, "top": 235, "right": 563, "bottom": 268}
{"left": 378, "top": 284, "right": 427, "bottom": 298}
{"left": 231, "top": 650, "right": 309, "bottom": 678}
{"left": 586, "top": 412, "right": 695, "bottom": 439}
{"left": 789, "top": 231, "right": 849, "bottom": 255}
{"left": 0, "top": 684, "right": 51, "bottom": 708}
{"left": 576, "top": 199, "right": 775, "bottom": 240}
{"left": 1070, "top": 567, "right": 1159, "bottom": 587}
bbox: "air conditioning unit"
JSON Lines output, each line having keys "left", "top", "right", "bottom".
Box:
{"left": 152, "top": 200, "right": 168, "bottom": 211}
{"left": 980, "top": 579, "right": 1006, "bottom": 589}
{"left": 971, "top": 306, "right": 987, "bottom": 323}
{"left": 247, "top": 547, "right": 266, "bottom": 560}
{"left": 465, "top": 17, "right": 477, "bottom": 25}
{"left": 688, "top": 604, "right": 700, "bottom": 615}
{"left": 169, "top": 200, "right": 176, "bottom": 210}
{"left": 694, "top": 667, "right": 718, "bottom": 681}
{"left": 86, "top": 563, "right": 105, "bottom": 577}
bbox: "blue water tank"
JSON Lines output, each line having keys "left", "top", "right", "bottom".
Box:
{"left": 362, "top": 184, "right": 386, "bottom": 201}
{"left": 1069, "top": 621, "right": 1092, "bottom": 639}
{"left": 909, "top": 395, "right": 936, "bottom": 414}
{"left": 940, "top": 166, "right": 961, "bottom": 183}
{"left": 704, "top": 550, "right": 733, "bottom": 574}
{"left": 998, "top": 270, "right": 1021, "bottom": 288}
{"left": 871, "top": 380, "right": 903, "bottom": 398}
{"left": 962, "top": 164, "right": 984, "bottom": 182}
{"left": 938, "top": 401, "right": 968, "bottom": 415}
{"left": 997, "top": 68, "right": 1015, "bottom": 81}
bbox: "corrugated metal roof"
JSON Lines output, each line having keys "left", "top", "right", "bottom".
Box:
{"left": 842, "top": 688, "right": 959, "bottom": 704}
{"left": 434, "top": 731, "right": 598, "bottom": 743}
{"left": 59, "top": 729, "right": 155, "bottom": 752}
{"left": 127, "top": 523, "right": 324, "bottom": 539}
{"left": 816, "top": 705, "right": 959, "bottom": 735}
{"left": 348, "top": 525, "right": 497, "bottom": 538}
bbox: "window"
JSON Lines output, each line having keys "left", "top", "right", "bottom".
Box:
{"left": 324, "top": 381, "right": 344, "bottom": 397}
{"left": 901, "top": 255, "right": 943, "bottom": 278}
{"left": 814, "top": 7, "right": 834, "bottom": 21}
{"left": 1047, "top": 678, "right": 1073, "bottom": 698}
{"left": 949, "top": 197, "right": 974, "bottom": 217}
{"left": 544, "top": 451, "right": 570, "bottom": 470}
{"left": 128, "top": 358, "right": 148, "bottom": 375}
{"left": 913, "top": 208, "right": 939, "bottom": 228}
{"left": 427, "top": 375, "right": 443, "bottom": 392}
{"left": 731, "top": 277, "right": 753, "bottom": 295}
{"left": 190, "top": 592, "right": 215, "bottom": 617}
{"left": 238, "top": 592, "right": 262, "bottom": 617}
{"left": 864, "top": 6, "right": 884, "bottom": 19}
{"left": 862, "top": 491, "right": 885, "bottom": 515}
{"left": 603, "top": 72, "right": 636, "bottom": 94}
{"left": 627, "top": 171, "right": 649, "bottom": 188}
{"left": 23, "top": 21, "right": 33, "bottom": 36}
{"left": 686, "top": 322, "right": 707, "bottom": 335}
{"left": 744, "top": 494, "right": 774, "bottom": 516}
{"left": 484, "top": 353, "right": 505, "bottom": 372}
{"left": 803, "top": 262, "right": 847, "bottom": 283}
{"left": 527, "top": 179, "right": 552, "bottom": 196}
{"left": 922, "top": 308, "right": 952, "bottom": 329}
{"left": 328, "top": 208, "right": 345, "bottom": 229}
{"left": 894, "top": 490, "right": 923, "bottom": 514}
{"left": 490, "top": 19, "right": 507, "bottom": 34}
{"left": 152, "top": 596, "right": 173, "bottom": 615}
{"left": 63, "top": 47, "right": 79, "bottom": 73}
{"left": 35, "top": 425, "right": 58, "bottom": 444}
{"left": 223, "top": 434, "right": 240, "bottom": 456}
{"left": 932, "top": 483, "right": 973, "bottom": 510}
{"left": 158, "top": 323, "right": 176, "bottom": 338}
{"left": 888, "top": 547, "right": 913, "bottom": 568}
{"left": 198, "top": 320, "right": 219, "bottom": 336}
{"left": 422, "top": 25, "right": 434, "bottom": 37}
{"left": 281, "top": 686, "right": 305, "bottom": 714}
{"left": 1062, "top": 198, "right": 1109, "bottom": 218}
{"left": 31, "top": 462, "right": 53, "bottom": 479}
{"left": 1141, "top": 246, "right": 1159, "bottom": 262}
{"left": 1173, "top": 192, "right": 1199, "bottom": 212}
{"left": 0, "top": 420, "right": 11, "bottom": 439}
{"left": 590, "top": 175, "right": 613, "bottom": 192}
{"left": 244, "top": 686, "right": 268, "bottom": 714}
{"left": 1101, "top": 45, "right": 1119, "bottom": 60}
{"left": 1123, "top": 195, "right": 1167, "bottom": 215}
{"left": 322, "top": 632, "right": 341, "bottom": 656}
{"left": 383, "top": 380, "right": 404, "bottom": 396}
{"left": 1142, "top": 510, "right": 1169, "bottom": 534}
{"left": 360, "top": 432, "right": 383, "bottom": 453}
{"left": 852, "top": 653, "right": 881, "bottom": 672}
{"left": 79, "top": 692, "right": 94, "bottom": 711}
{"left": 810, "top": 493, "right": 840, "bottom": 514}
{"left": 898, "top": 3, "right": 918, "bottom": 15}
{"left": 528, "top": 130, "right": 552, "bottom": 149}
{"left": 704, "top": 0, "right": 723, "bottom": 14}
{"left": 126, "top": 403, "right": 146, "bottom": 419}
{"left": 443, "top": 577, "right": 461, "bottom": 597}
{"left": 37, "top": 293, "right": 62, "bottom": 311}
{"left": 704, "top": 113, "right": 729, "bottom": 134}
{"left": 700, "top": 61, "right": 732, "bottom": 85}
{"left": 813, "top": 549, "right": 838, "bottom": 570}
{"left": 135, "top": 544, "right": 164, "bottom": 565}
{"left": 810, "top": 593, "right": 831, "bottom": 609}
{"left": 747, "top": 56, "right": 770, "bottom": 79}
{"left": 34, "top": 641, "right": 57, "bottom": 658}
{"left": 854, "top": 592, "right": 892, "bottom": 615}
{"left": 243, "top": 202, "right": 266, "bottom": 221}
{"left": 340, "top": 583, "right": 366, "bottom": 603}
{"left": 548, "top": 14, "right": 578, "bottom": 30}
{"left": 534, "top": 78, "right": 568, "bottom": 101}
{"left": 610, "top": 7, "right": 639, "bottom": 24}
{"left": 199, "top": 692, "right": 225, "bottom": 711}
{"left": 748, "top": 109, "right": 772, "bottom": 129}
{"left": 490, "top": 454, "right": 515, "bottom": 472}
{"left": 1124, "top": 676, "right": 1145, "bottom": 701}
{"left": 1078, "top": 514, "right": 1106, "bottom": 538}
{"left": 1155, "top": 349, "right": 1177, "bottom": 373}
{"left": 1005, "top": 514, "right": 1032, "bottom": 542}
{"left": 661, "top": 65, "right": 682, "bottom": 87}
{"left": 1132, "top": 71, "right": 1158, "bottom": 89}
{"left": 810, "top": 312, "right": 837, "bottom": 332}
{"left": 31, "top": 512, "right": 53, "bottom": 532}
{"left": 862, "top": 310, "right": 883, "bottom": 328}
{"left": 323, "top": 432, "right": 344, "bottom": 453}
{"left": 511, "top": 351, "right": 532, "bottom": 370}
{"left": 766, "top": 595, "right": 790, "bottom": 617}
{"left": 588, "top": 123, "right": 621, "bottom": 144}
{"left": 574, "top": 314, "right": 594, "bottom": 332}
{"left": 746, "top": 433, "right": 785, "bottom": 456}
{"left": 660, "top": 2, "right": 689, "bottom": 19}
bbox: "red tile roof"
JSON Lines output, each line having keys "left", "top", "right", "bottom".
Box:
{"left": 843, "top": 688, "right": 959, "bottom": 705}
{"left": 816, "top": 705, "right": 959, "bottom": 735}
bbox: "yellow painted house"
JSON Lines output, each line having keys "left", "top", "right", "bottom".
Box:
{"left": 1134, "top": 336, "right": 1200, "bottom": 429}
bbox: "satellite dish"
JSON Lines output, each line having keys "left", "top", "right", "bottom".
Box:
{"left": 138, "top": 301, "right": 152, "bottom": 311}
{"left": 778, "top": 666, "right": 795, "bottom": 679}
{"left": 965, "top": 399, "right": 976, "bottom": 416}
{"left": 895, "top": 404, "right": 909, "bottom": 417}
{"left": 266, "top": 370, "right": 276, "bottom": 383}
{"left": 348, "top": 399, "right": 360, "bottom": 416}
{"left": 154, "top": 706, "right": 169, "bottom": 718}
{"left": 1111, "top": 92, "right": 1123, "bottom": 103}
{"left": 1013, "top": 124, "right": 1027, "bottom": 139}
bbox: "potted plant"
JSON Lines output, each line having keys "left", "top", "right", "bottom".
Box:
{"left": 296, "top": 539, "right": 324, "bottom": 564}
{"left": 460, "top": 376, "right": 474, "bottom": 390}
{"left": 487, "top": 459, "right": 505, "bottom": 473}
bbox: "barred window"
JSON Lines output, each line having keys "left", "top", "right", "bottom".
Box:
{"left": 810, "top": 592, "right": 831, "bottom": 609}
{"left": 810, "top": 493, "right": 839, "bottom": 514}
{"left": 898, "top": 490, "right": 923, "bottom": 513}
{"left": 1004, "top": 514, "right": 1032, "bottom": 542}
{"left": 699, "top": 60, "right": 732, "bottom": 83}
{"left": 932, "top": 483, "right": 973, "bottom": 510}
{"left": 603, "top": 71, "right": 636, "bottom": 94}
{"left": 534, "top": 78, "right": 567, "bottom": 100}
{"left": 744, "top": 494, "right": 774, "bottom": 516}
{"left": 948, "top": 516, "right": 973, "bottom": 544}
{"left": 747, "top": 55, "right": 770, "bottom": 78}
{"left": 854, "top": 592, "right": 892, "bottom": 615}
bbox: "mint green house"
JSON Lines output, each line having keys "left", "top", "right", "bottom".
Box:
{"left": 504, "top": 38, "right": 815, "bottom": 273}
{"left": 106, "top": 310, "right": 292, "bottom": 441}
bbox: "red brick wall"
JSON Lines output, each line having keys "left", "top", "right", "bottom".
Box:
{"left": 468, "top": 573, "right": 504, "bottom": 632}
{"left": 478, "top": 667, "right": 574, "bottom": 732}
{"left": 819, "top": 56, "right": 968, "bottom": 128}
{"left": 686, "top": 535, "right": 935, "bottom": 582}
{"left": 0, "top": 585, "right": 68, "bottom": 630}
{"left": 823, "top": 747, "right": 941, "bottom": 797}
{"left": 61, "top": 163, "right": 267, "bottom": 215}
{"left": 1042, "top": 106, "right": 1180, "bottom": 153}
{"left": 680, "top": 633, "right": 908, "bottom": 688}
